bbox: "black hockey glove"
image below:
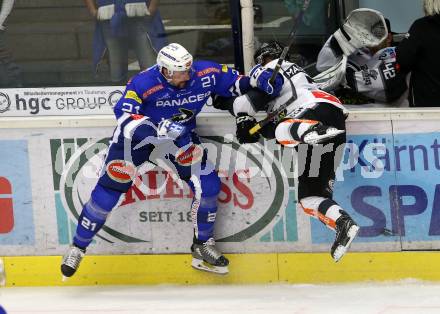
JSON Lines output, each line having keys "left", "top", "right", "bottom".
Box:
{"left": 236, "top": 113, "right": 260, "bottom": 144}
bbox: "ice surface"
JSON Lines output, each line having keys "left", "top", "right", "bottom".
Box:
{"left": 1, "top": 281, "right": 440, "bottom": 314}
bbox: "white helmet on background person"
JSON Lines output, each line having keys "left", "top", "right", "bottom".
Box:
{"left": 157, "top": 43, "right": 193, "bottom": 76}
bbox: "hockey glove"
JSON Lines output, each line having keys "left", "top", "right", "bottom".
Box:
{"left": 236, "top": 113, "right": 260, "bottom": 144}
{"left": 157, "top": 119, "right": 187, "bottom": 140}
{"left": 157, "top": 119, "right": 193, "bottom": 153}
{"left": 249, "top": 64, "right": 283, "bottom": 97}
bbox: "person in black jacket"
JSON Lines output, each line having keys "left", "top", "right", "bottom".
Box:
{"left": 397, "top": 0, "right": 440, "bottom": 107}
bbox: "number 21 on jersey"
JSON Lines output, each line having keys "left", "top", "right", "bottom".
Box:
{"left": 201, "top": 75, "right": 216, "bottom": 88}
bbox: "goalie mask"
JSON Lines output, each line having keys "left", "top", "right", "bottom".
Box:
{"left": 334, "top": 8, "right": 388, "bottom": 56}
{"left": 346, "top": 8, "right": 388, "bottom": 45}
{"left": 254, "top": 41, "right": 289, "bottom": 65}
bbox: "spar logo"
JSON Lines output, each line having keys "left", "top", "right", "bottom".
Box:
{"left": 50, "top": 136, "right": 293, "bottom": 247}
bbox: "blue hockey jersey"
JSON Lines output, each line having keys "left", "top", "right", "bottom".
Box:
{"left": 114, "top": 60, "right": 250, "bottom": 132}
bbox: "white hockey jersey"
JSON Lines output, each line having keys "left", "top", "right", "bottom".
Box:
{"left": 316, "top": 37, "right": 406, "bottom": 103}
{"left": 262, "top": 59, "right": 347, "bottom": 118}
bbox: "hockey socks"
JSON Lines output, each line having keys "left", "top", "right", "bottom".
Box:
{"left": 62, "top": 185, "right": 124, "bottom": 278}
{"left": 73, "top": 185, "right": 124, "bottom": 248}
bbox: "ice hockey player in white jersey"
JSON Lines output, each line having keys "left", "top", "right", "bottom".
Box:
{"left": 316, "top": 9, "right": 407, "bottom": 104}
{"left": 216, "top": 41, "right": 360, "bottom": 262}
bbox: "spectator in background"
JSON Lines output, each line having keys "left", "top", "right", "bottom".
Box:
{"left": 0, "top": 0, "right": 22, "bottom": 87}
{"left": 316, "top": 12, "right": 407, "bottom": 105}
{"left": 283, "top": 0, "right": 328, "bottom": 34}
{"left": 397, "top": 0, "right": 440, "bottom": 107}
{"left": 85, "top": 0, "right": 167, "bottom": 84}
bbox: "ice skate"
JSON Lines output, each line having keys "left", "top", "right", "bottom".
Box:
{"left": 191, "top": 238, "right": 229, "bottom": 275}
{"left": 302, "top": 123, "right": 345, "bottom": 145}
{"left": 61, "top": 245, "right": 85, "bottom": 280}
{"left": 331, "top": 211, "right": 359, "bottom": 262}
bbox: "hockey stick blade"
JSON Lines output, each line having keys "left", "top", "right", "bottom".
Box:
{"left": 269, "top": 0, "right": 311, "bottom": 84}
{"left": 382, "top": 228, "right": 398, "bottom": 236}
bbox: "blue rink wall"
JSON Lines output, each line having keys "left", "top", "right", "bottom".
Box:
{"left": 317, "top": 132, "right": 440, "bottom": 245}
{"left": 1, "top": 109, "right": 440, "bottom": 286}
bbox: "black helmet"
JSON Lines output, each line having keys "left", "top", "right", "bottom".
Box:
{"left": 253, "top": 41, "right": 288, "bottom": 65}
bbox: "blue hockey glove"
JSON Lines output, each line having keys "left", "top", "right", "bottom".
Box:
{"left": 249, "top": 64, "right": 283, "bottom": 97}
{"left": 157, "top": 119, "right": 187, "bottom": 140}
{"left": 157, "top": 118, "right": 194, "bottom": 150}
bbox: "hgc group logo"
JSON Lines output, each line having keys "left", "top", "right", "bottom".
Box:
{"left": 0, "top": 92, "right": 10, "bottom": 113}
{"left": 50, "top": 136, "right": 296, "bottom": 252}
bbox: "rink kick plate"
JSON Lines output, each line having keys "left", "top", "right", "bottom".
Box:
{"left": 2, "top": 252, "right": 440, "bottom": 286}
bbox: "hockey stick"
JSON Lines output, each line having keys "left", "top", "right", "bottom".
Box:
{"left": 268, "top": 0, "right": 311, "bottom": 84}
{"left": 249, "top": 0, "right": 311, "bottom": 135}
{"left": 382, "top": 228, "right": 398, "bottom": 236}
{"left": 248, "top": 95, "right": 296, "bottom": 135}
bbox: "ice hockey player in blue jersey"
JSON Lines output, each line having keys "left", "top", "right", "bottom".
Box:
{"left": 60, "top": 43, "right": 278, "bottom": 277}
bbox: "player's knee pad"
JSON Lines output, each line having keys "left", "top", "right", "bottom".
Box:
{"left": 89, "top": 184, "right": 125, "bottom": 216}
{"left": 189, "top": 168, "right": 221, "bottom": 198}
{"left": 201, "top": 170, "right": 221, "bottom": 197}
{"left": 275, "top": 118, "right": 319, "bottom": 147}
{"left": 299, "top": 196, "right": 343, "bottom": 230}
{"left": 173, "top": 145, "right": 211, "bottom": 181}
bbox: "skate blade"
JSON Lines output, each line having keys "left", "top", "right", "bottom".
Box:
{"left": 332, "top": 224, "right": 360, "bottom": 263}
{"left": 191, "top": 258, "right": 229, "bottom": 275}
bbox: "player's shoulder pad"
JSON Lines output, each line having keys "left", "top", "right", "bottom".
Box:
{"left": 192, "top": 60, "right": 223, "bottom": 77}
{"left": 132, "top": 65, "right": 160, "bottom": 84}
{"left": 126, "top": 66, "right": 165, "bottom": 101}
